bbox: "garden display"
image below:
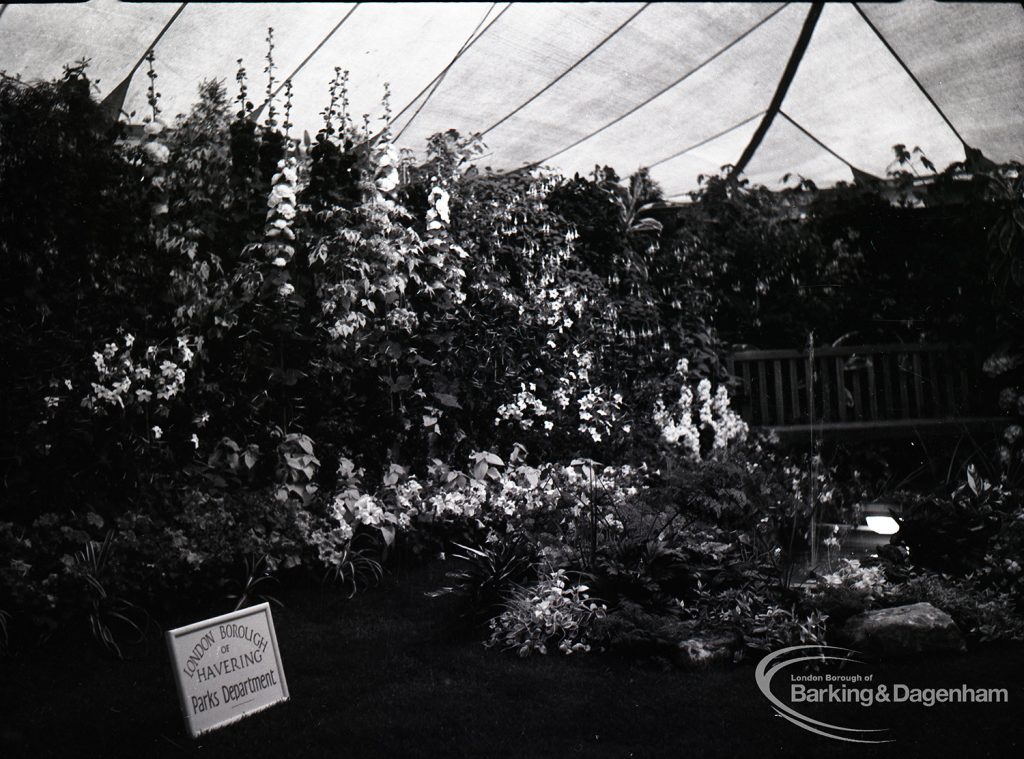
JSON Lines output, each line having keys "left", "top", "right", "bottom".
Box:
{"left": 2, "top": 3, "right": 1024, "bottom": 756}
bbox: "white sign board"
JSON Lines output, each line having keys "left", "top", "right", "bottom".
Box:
{"left": 166, "top": 602, "right": 289, "bottom": 738}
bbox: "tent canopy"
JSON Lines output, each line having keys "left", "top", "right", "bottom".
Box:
{"left": 1, "top": 1, "right": 1021, "bottom": 197}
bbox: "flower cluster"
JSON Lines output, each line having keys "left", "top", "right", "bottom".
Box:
{"left": 325, "top": 457, "right": 401, "bottom": 547}
{"left": 335, "top": 453, "right": 649, "bottom": 567}
{"left": 496, "top": 384, "right": 551, "bottom": 430}
{"left": 314, "top": 129, "right": 466, "bottom": 357}
{"left": 307, "top": 521, "right": 353, "bottom": 568}
{"left": 77, "top": 332, "right": 197, "bottom": 416}
{"left": 780, "top": 455, "right": 838, "bottom": 509}
{"left": 653, "top": 359, "right": 747, "bottom": 461}
{"left": 264, "top": 154, "right": 300, "bottom": 298}
{"left": 534, "top": 283, "right": 584, "bottom": 333}
{"left": 388, "top": 458, "right": 556, "bottom": 527}
{"left": 983, "top": 351, "right": 1023, "bottom": 378}
{"left": 575, "top": 386, "right": 623, "bottom": 444}
{"left": 816, "top": 558, "right": 886, "bottom": 594}
{"left": 140, "top": 113, "right": 170, "bottom": 217}
{"left": 998, "top": 386, "right": 1024, "bottom": 416}
{"left": 802, "top": 558, "right": 887, "bottom": 618}
{"left": 486, "top": 568, "right": 606, "bottom": 657}
{"left": 495, "top": 347, "right": 626, "bottom": 446}
{"left": 372, "top": 141, "right": 400, "bottom": 195}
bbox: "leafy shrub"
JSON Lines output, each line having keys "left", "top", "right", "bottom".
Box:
{"left": 591, "top": 538, "right": 693, "bottom": 610}
{"left": 744, "top": 604, "right": 829, "bottom": 652}
{"left": 646, "top": 436, "right": 853, "bottom": 587}
{"left": 683, "top": 584, "right": 827, "bottom": 654}
{"left": 0, "top": 483, "right": 334, "bottom": 648}
{"left": 886, "top": 573, "right": 1024, "bottom": 643}
{"left": 12, "top": 53, "right": 1016, "bottom": 657}
{"left": 486, "top": 569, "right": 606, "bottom": 657}
{"left": 224, "top": 554, "right": 283, "bottom": 611}
{"left": 802, "top": 558, "right": 887, "bottom": 622}
{"left": 427, "top": 536, "right": 537, "bottom": 624}
{"left": 68, "top": 532, "right": 146, "bottom": 658}
{"left": 890, "top": 466, "right": 1010, "bottom": 576}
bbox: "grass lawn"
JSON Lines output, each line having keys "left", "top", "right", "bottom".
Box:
{"left": 3, "top": 560, "right": 1023, "bottom": 758}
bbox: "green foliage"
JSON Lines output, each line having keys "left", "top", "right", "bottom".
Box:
{"left": 801, "top": 558, "right": 887, "bottom": 623}
{"left": 428, "top": 536, "right": 537, "bottom": 624}
{"left": 5, "top": 60, "right": 1023, "bottom": 655}
{"left": 321, "top": 533, "right": 386, "bottom": 598}
{"left": 225, "top": 553, "right": 282, "bottom": 611}
{"left": 886, "top": 573, "right": 1024, "bottom": 643}
{"left": 68, "top": 531, "right": 145, "bottom": 658}
{"left": 676, "top": 172, "right": 834, "bottom": 345}
{"left": 684, "top": 586, "right": 827, "bottom": 654}
{"left": 1, "top": 66, "right": 163, "bottom": 516}
{"left": 591, "top": 537, "right": 693, "bottom": 610}
{"left": 889, "top": 473, "right": 1005, "bottom": 575}
{"left": 486, "top": 569, "right": 606, "bottom": 657}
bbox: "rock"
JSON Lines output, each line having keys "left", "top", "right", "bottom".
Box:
{"left": 674, "top": 629, "right": 743, "bottom": 668}
{"left": 594, "top": 602, "right": 698, "bottom": 657}
{"left": 837, "top": 602, "right": 965, "bottom": 656}
{"left": 595, "top": 603, "right": 742, "bottom": 668}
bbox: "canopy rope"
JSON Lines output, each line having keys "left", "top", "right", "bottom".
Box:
{"left": 480, "top": 2, "right": 651, "bottom": 138}
{"left": 778, "top": 110, "right": 881, "bottom": 181}
{"left": 644, "top": 111, "right": 764, "bottom": 171}
{"left": 515, "top": 3, "right": 789, "bottom": 173}
{"left": 727, "top": 2, "right": 823, "bottom": 182}
{"left": 253, "top": 2, "right": 361, "bottom": 120}
{"left": 99, "top": 2, "right": 188, "bottom": 120}
{"left": 852, "top": 3, "right": 968, "bottom": 149}
{"left": 392, "top": 2, "right": 511, "bottom": 141}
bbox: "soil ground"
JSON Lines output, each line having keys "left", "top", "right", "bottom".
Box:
{"left": 3, "top": 561, "right": 1022, "bottom": 758}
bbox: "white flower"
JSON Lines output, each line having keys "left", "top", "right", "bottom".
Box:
{"left": 267, "top": 183, "right": 296, "bottom": 208}
{"left": 142, "top": 141, "right": 170, "bottom": 164}
{"left": 151, "top": 425, "right": 163, "bottom": 440}
{"left": 429, "top": 187, "right": 451, "bottom": 223}
{"left": 375, "top": 167, "right": 399, "bottom": 193}
{"left": 278, "top": 282, "right": 295, "bottom": 297}
{"left": 177, "top": 339, "right": 194, "bottom": 365}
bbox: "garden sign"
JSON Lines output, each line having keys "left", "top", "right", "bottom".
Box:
{"left": 166, "top": 603, "right": 289, "bottom": 738}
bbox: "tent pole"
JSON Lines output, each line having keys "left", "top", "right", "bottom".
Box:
{"left": 515, "top": 3, "right": 789, "bottom": 174}
{"left": 728, "top": 2, "right": 823, "bottom": 182}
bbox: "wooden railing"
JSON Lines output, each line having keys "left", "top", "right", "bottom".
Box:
{"left": 727, "top": 343, "right": 1002, "bottom": 435}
